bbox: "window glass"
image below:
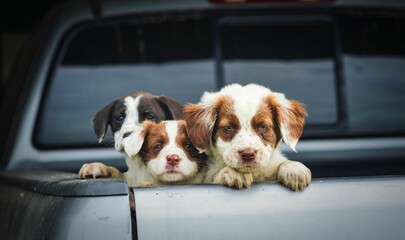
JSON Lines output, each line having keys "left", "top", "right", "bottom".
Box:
{"left": 345, "top": 56, "right": 405, "bottom": 133}
{"left": 36, "top": 18, "right": 215, "bottom": 147}
{"left": 36, "top": 14, "right": 405, "bottom": 149}
{"left": 219, "top": 20, "right": 338, "bottom": 126}
{"left": 339, "top": 13, "right": 405, "bottom": 135}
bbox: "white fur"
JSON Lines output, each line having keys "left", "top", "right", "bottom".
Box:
{"left": 201, "top": 83, "right": 271, "bottom": 107}
{"left": 199, "top": 84, "right": 310, "bottom": 190}
{"left": 114, "top": 96, "right": 144, "bottom": 157}
{"left": 202, "top": 84, "right": 279, "bottom": 173}
{"left": 125, "top": 121, "right": 203, "bottom": 186}
{"left": 205, "top": 145, "right": 287, "bottom": 183}
{"left": 218, "top": 84, "right": 275, "bottom": 169}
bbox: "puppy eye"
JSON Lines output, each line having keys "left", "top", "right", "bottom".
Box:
{"left": 258, "top": 124, "right": 269, "bottom": 131}
{"left": 115, "top": 113, "right": 126, "bottom": 122}
{"left": 184, "top": 143, "right": 193, "bottom": 150}
{"left": 153, "top": 144, "right": 163, "bottom": 150}
{"left": 123, "top": 132, "right": 132, "bottom": 139}
{"left": 223, "top": 126, "right": 235, "bottom": 134}
{"left": 146, "top": 114, "right": 156, "bottom": 120}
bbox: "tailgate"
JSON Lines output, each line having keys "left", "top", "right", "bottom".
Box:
{"left": 133, "top": 176, "right": 405, "bottom": 240}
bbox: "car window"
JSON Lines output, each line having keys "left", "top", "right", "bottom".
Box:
{"left": 35, "top": 13, "right": 405, "bottom": 149}
{"left": 344, "top": 56, "right": 405, "bottom": 133}
{"left": 35, "top": 17, "right": 215, "bottom": 148}
{"left": 218, "top": 18, "right": 339, "bottom": 127}
{"left": 340, "top": 12, "right": 405, "bottom": 135}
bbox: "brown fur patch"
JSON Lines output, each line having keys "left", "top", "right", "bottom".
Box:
{"left": 287, "top": 100, "right": 307, "bottom": 140}
{"left": 251, "top": 102, "right": 281, "bottom": 148}
{"left": 267, "top": 95, "right": 307, "bottom": 143}
{"left": 138, "top": 121, "right": 169, "bottom": 164}
{"left": 213, "top": 96, "right": 240, "bottom": 142}
{"left": 183, "top": 103, "right": 216, "bottom": 152}
{"left": 137, "top": 93, "right": 183, "bottom": 123}
{"left": 176, "top": 120, "right": 208, "bottom": 170}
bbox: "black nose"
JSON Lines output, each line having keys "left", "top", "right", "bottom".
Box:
{"left": 238, "top": 149, "right": 256, "bottom": 161}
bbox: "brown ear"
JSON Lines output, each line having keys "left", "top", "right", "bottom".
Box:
{"left": 183, "top": 103, "right": 217, "bottom": 153}
{"left": 157, "top": 96, "right": 184, "bottom": 120}
{"left": 268, "top": 94, "right": 307, "bottom": 152}
{"left": 92, "top": 101, "right": 115, "bottom": 143}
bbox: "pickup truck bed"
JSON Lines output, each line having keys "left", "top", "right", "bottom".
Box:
{"left": 135, "top": 176, "right": 405, "bottom": 240}
{"left": 1, "top": 0, "right": 405, "bottom": 239}
{"left": 1, "top": 171, "right": 404, "bottom": 239}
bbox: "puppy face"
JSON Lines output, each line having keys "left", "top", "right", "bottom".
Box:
{"left": 129, "top": 120, "right": 207, "bottom": 183}
{"left": 92, "top": 92, "right": 183, "bottom": 156}
{"left": 184, "top": 84, "right": 306, "bottom": 171}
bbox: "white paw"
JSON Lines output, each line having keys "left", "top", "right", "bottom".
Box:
{"left": 214, "top": 166, "right": 253, "bottom": 189}
{"left": 138, "top": 181, "right": 154, "bottom": 187}
{"left": 277, "top": 161, "right": 312, "bottom": 191}
{"left": 79, "top": 162, "right": 110, "bottom": 179}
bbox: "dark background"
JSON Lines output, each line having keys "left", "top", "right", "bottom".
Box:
{"left": 1, "top": 1, "right": 67, "bottom": 89}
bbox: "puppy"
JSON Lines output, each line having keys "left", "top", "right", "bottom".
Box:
{"left": 80, "top": 120, "right": 207, "bottom": 186}
{"left": 183, "top": 83, "right": 311, "bottom": 190}
{"left": 79, "top": 92, "right": 183, "bottom": 184}
{"left": 92, "top": 91, "right": 183, "bottom": 154}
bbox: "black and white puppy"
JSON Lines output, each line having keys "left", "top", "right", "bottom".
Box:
{"left": 79, "top": 92, "right": 183, "bottom": 182}
{"left": 92, "top": 92, "right": 183, "bottom": 156}
{"left": 80, "top": 120, "right": 207, "bottom": 186}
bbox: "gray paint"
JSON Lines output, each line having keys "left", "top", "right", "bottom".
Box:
{"left": 134, "top": 176, "right": 405, "bottom": 240}
{"left": 50, "top": 196, "right": 132, "bottom": 240}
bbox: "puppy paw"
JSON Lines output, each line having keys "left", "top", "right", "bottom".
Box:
{"left": 129, "top": 181, "right": 155, "bottom": 188}
{"left": 139, "top": 181, "right": 154, "bottom": 187}
{"left": 79, "top": 162, "right": 110, "bottom": 179}
{"left": 214, "top": 166, "right": 253, "bottom": 189}
{"left": 277, "top": 161, "right": 312, "bottom": 191}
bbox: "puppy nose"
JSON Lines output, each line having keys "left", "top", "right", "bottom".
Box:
{"left": 166, "top": 154, "right": 180, "bottom": 166}
{"left": 238, "top": 149, "right": 256, "bottom": 161}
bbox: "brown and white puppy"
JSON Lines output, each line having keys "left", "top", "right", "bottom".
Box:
{"left": 80, "top": 120, "right": 207, "bottom": 186}
{"left": 183, "top": 83, "right": 311, "bottom": 190}
{"left": 92, "top": 92, "right": 183, "bottom": 157}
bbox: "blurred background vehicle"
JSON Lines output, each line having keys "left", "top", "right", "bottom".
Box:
{"left": 1, "top": 0, "right": 405, "bottom": 239}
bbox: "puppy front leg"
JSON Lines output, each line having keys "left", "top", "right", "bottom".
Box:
{"left": 213, "top": 166, "right": 253, "bottom": 189}
{"left": 277, "top": 160, "right": 312, "bottom": 191}
{"left": 79, "top": 162, "right": 125, "bottom": 180}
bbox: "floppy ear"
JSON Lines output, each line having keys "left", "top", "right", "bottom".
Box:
{"left": 123, "top": 121, "right": 154, "bottom": 158}
{"left": 268, "top": 93, "right": 307, "bottom": 152}
{"left": 183, "top": 103, "right": 217, "bottom": 153}
{"left": 157, "top": 96, "right": 184, "bottom": 120}
{"left": 92, "top": 102, "right": 114, "bottom": 143}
